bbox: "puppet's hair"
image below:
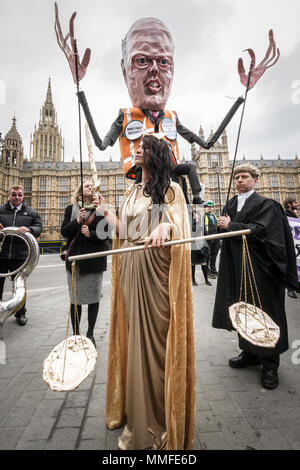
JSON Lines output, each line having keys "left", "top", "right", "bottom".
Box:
{"left": 121, "top": 17, "right": 174, "bottom": 64}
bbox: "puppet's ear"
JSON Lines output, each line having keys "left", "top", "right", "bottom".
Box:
{"left": 121, "top": 59, "right": 126, "bottom": 81}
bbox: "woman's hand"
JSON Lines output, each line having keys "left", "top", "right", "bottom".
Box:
{"left": 145, "top": 223, "right": 172, "bottom": 250}
{"left": 95, "top": 194, "right": 109, "bottom": 216}
{"left": 77, "top": 208, "right": 87, "bottom": 223}
{"left": 81, "top": 224, "right": 90, "bottom": 238}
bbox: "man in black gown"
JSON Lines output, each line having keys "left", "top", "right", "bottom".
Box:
{"left": 212, "top": 164, "right": 298, "bottom": 389}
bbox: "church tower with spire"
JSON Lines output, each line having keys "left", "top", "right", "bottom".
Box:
{"left": 1, "top": 116, "right": 24, "bottom": 170}
{"left": 30, "top": 78, "right": 64, "bottom": 162}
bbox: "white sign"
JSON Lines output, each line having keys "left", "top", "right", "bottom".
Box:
{"left": 161, "top": 118, "right": 177, "bottom": 140}
{"left": 124, "top": 120, "right": 143, "bottom": 141}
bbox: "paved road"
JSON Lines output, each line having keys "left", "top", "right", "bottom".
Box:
{"left": 0, "top": 253, "right": 300, "bottom": 450}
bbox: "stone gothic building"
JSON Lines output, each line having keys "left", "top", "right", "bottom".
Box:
{"left": 190, "top": 126, "right": 300, "bottom": 215}
{"left": 0, "top": 80, "right": 299, "bottom": 240}
{"left": 0, "top": 79, "right": 131, "bottom": 240}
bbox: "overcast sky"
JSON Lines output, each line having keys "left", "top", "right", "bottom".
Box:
{"left": 1, "top": 0, "right": 300, "bottom": 164}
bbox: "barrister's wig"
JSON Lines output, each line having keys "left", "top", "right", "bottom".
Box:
{"left": 233, "top": 164, "right": 260, "bottom": 179}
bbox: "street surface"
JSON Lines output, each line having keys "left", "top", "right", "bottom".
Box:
{"left": 0, "top": 253, "right": 300, "bottom": 450}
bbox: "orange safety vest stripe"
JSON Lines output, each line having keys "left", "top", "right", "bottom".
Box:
{"left": 119, "top": 108, "right": 179, "bottom": 175}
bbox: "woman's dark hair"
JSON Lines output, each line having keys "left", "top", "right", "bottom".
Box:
{"left": 141, "top": 135, "right": 174, "bottom": 205}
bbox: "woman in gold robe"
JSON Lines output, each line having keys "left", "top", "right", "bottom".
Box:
{"left": 101, "top": 135, "right": 195, "bottom": 450}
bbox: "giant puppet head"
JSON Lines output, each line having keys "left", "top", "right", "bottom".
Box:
{"left": 121, "top": 18, "right": 175, "bottom": 112}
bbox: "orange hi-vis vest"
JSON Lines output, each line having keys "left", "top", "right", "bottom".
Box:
{"left": 119, "top": 108, "right": 180, "bottom": 178}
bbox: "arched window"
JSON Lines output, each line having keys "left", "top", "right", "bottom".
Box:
{"left": 49, "top": 135, "right": 52, "bottom": 158}
{"left": 12, "top": 150, "right": 17, "bottom": 165}
{"left": 44, "top": 135, "right": 48, "bottom": 158}
{"left": 5, "top": 150, "right": 10, "bottom": 166}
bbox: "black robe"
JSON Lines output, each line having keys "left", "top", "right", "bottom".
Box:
{"left": 212, "top": 192, "right": 298, "bottom": 357}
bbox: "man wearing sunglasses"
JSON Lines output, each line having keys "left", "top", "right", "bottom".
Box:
{"left": 0, "top": 185, "right": 42, "bottom": 325}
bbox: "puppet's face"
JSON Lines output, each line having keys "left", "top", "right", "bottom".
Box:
{"left": 234, "top": 172, "right": 258, "bottom": 193}
{"left": 122, "top": 22, "right": 174, "bottom": 111}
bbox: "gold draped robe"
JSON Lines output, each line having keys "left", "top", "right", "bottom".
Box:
{"left": 106, "top": 182, "right": 196, "bottom": 450}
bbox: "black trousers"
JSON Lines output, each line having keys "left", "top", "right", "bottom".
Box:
{"left": 207, "top": 239, "right": 220, "bottom": 273}
{"left": 172, "top": 162, "right": 201, "bottom": 195}
{"left": 0, "top": 258, "right": 26, "bottom": 317}
{"left": 243, "top": 350, "right": 280, "bottom": 371}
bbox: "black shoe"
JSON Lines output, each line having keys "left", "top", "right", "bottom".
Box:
{"left": 287, "top": 289, "right": 297, "bottom": 299}
{"left": 192, "top": 281, "right": 198, "bottom": 286}
{"left": 261, "top": 368, "right": 279, "bottom": 389}
{"left": 87, "top": 334, "right": 96, "bottom": 348}
{"left": 192, "top": 196, "right": 203, "bottom": 205}
{"left": 229, "top": 352, "right": 261, "bottom": 368}
{"left": 16, "top": 314, "right": 27, "bottom": 326}
{"left": 210, "top": 269, "right": 218, "bottom": 275}
{"left": 205, "top": 280, "right": 212, "bottom": 286}
{"left": 208, "top": 273, "right": 216, "bottom": 279}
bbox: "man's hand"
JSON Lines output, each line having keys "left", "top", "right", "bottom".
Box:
{"left": 17, "top": 226, "right": 30, "bottom": 235}
{"left": 54, "top": 2, "right": 91, "bottom": 85}
{"left": 217, "top": 215, "right": 231, "bottom": 231}
{"left": 145, "top": 223, "right": 172, "bottom": 250}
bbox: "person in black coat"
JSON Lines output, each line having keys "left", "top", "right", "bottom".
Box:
{"left": 190, "top": 208, "right": 211, "bottom": 287}
{"left": 203, "top": 200, "right": 220, "bottom": 278}
{"left": 283, "top": 197, "right": 299, "bottom": 298}
{"left": 61, "top": 180, "right": 109, "bottom": 347}
{"left": 0, "top": 185, "right": 43, "bottom": 325}
{"left": 213, "top": 164, "right": 298, "bottom": 390}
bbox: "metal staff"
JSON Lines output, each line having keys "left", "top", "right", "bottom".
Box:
{"left": 74, "top": 39, "right": 85, "bottom": 205}
{"left": 69, "top": 229, "right": 250, "bottom": 261}
{"left": 225, "top": 62, "right": 253, "bottom": 210}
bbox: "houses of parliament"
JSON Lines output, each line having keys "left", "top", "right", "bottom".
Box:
{"left": 1, "top": 80, "right": 299, "bottom": 241}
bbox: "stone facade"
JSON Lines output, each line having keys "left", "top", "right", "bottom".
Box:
{"left": 0, "top": 80, "right": 131, "bottom": 240}
{"left": 190, "top": 127, "right": 300, "bottom": 215}
{"left": 0, "top": 82, "right": 299, "bottom": 240}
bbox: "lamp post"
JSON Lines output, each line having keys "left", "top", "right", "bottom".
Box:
{"left": 211, "top": 154, "right": 222, "bottom": 216}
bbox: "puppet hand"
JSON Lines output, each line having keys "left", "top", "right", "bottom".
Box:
{"left": 54, "top": 2, "right": 91, "bottom": 84}
{"left": 238, "top": 29, "right": 280, "bottom": 91}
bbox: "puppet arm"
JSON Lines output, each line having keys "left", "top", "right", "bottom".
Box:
{"left": 176, "top": 96, "right": 244, "bottom": 149}
{"left": 77, "top": 91, "right": 124, "bottom": 151}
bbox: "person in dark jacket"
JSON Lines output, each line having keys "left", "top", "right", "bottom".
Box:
{"left": 284, "top": 197, "right": 298, "bottom": 219}
{"left": 190, "top": 209, "right": 211, "bottom": 287}
{"left": 0, "top": 185, "right": 43, "bottom": 325}
{"left": 283, "top": 197, "right": 299, "bottom": 298}
{"left": 61, "top": 180, "right": 109, "bottom": 347}
{"left": 203, "top": 200, "right": 220, "bottom": 278}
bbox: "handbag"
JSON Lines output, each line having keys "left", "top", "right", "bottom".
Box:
{"left": 229, "top": 235, "right": 280, "bottom": 348}
{"left": 60, "top": 209, "right": 96, "bottom": 261}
